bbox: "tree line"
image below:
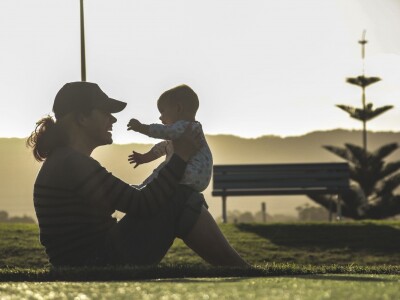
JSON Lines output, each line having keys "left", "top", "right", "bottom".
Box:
{"left": 0, "top": 211, "right": 35, "bottom": 223}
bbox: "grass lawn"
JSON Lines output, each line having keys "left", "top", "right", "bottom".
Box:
{"left": 1, "top": 221, "right": 399, "bottom": 299}
{"left": 1, "top": 221, "right": 400, "bottom": 281}
{"left": 2, "top": 221, "right": 400, "bottom": 269}
{"left": 1, "top": 275, "right": 400, "bottom": 299}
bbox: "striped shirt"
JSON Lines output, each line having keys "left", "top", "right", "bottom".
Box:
{"left": 34, "top": 147, "right": 186, "bottom": 266}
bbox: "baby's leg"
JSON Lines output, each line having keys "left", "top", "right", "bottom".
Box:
{"left": 182, "top": 206, "right": 249, "bottom": 267}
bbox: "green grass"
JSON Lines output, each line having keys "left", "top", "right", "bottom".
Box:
{"left": 0, "top": 223, "right": 48, "bottom": 268}
{"left": 1, "top": 221, "right": 400, "bottom": 281}
{"left": 1, "top": 275, "right": 400, "bottom": 299}
{"left": 165, "top": 221, "right": 400, "bottom": 266}
{"left": 1, "top": 264, "right": 400, "bottom": 282}
{"left": 2, "top": 222, "right": 399, "bottom": 299}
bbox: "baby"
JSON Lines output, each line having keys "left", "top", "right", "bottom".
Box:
{"left": 127, "top": 84, "right": 213, "bottom": 192}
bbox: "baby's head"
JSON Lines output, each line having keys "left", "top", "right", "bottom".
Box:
{"left": 157, "top": 84, "right": 199, "bottom": 125}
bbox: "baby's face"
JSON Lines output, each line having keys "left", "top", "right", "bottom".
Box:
{"left": 158, "top": 102, "right": 180, "bottom": 125}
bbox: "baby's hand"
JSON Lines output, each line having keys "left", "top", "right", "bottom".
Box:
{"left": 127, "top": 118, "right": 142, "bottom": 131}
{"left": 128, "top": 151, "right": 145, "bottom": 168}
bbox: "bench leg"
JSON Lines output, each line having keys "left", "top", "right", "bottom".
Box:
{"left": 222, "top": 196, "right": 227, "bottom": 223}
{"left": 336, "top": 194, "right": 342, "bottom": 221}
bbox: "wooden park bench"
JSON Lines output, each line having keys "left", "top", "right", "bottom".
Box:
{"left": 212, "top": 163, "right": 350, "bottom": 223}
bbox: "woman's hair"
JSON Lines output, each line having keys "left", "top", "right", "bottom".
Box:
{"left": 26, "top": 115, "right": 68, "bottom": 162}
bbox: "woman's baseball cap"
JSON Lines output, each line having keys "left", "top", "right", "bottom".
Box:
{"left": 53, "top": 81, "right": 127, "bottom": 119}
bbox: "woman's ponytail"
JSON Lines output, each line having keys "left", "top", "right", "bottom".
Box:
{"left": 26, "top": 115, "right": 67, "bottom": 162}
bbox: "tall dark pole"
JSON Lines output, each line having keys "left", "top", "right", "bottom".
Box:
{"left": 359, "top": 30, "right": 367, "bottom": 152}
{"left": 80, "top": 0, "right": 86, "bottom": 81}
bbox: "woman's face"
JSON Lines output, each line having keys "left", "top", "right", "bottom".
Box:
{"left": 82, "top": 109, "right": 117, "bottom": 147}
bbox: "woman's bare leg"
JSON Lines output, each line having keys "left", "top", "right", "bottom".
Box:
{"left": 183, "top": 206, "right": 250, "bottom": 267}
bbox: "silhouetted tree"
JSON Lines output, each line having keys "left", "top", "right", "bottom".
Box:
{"left": 308, "top": 143, "right": 400, "bottom": 219}
{"left": 0, "top": 210, "right": 35, "bottom": 223}
{"left": 216, "top": 210, "right": 298, "bottom": 223}
{"left": 220, "top": 210, "right": 256, "bottom": 223}
{"left": 0, "top": 211, "right": 8, "bottom": 222}
{"left": 336, "top": 31, "right": 393, "bottom": 152}
{"left": 296, "top": 204, "right": 329, "bottom": 221}
{"left": 308, "top": 32, "right": 400, "bottom": 219}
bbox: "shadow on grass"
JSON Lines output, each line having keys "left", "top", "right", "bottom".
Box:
{"left": 1, "top": 264, "right": 399, "bottom": 282}
{"left": 298, "top": 274, "right": 398, "bottom": 282}
{"left": 150, "top": 278, "right": 248, "bottom": 283}
{"left": 235, "top": 223, "right": 400, "bottom": 252}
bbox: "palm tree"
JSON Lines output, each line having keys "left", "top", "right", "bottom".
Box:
{"left": 337, "top": 74, "right": 393, "bottom": 152}
{"left": 308, "top": 143, "right": 400, "bottom": 219}
{"left": 337, "top": 31, "right": 393, "bottom": 152}
{"left": 308, "top": 32, "right": 399, "bottom": 219}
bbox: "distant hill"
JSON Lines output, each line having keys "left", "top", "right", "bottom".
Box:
{"left": 1, "top": 129, "right": 399, "bottom": 220}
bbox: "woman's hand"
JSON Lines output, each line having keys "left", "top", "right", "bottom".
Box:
{"left": 172, "top": 124, "right": 203, "bottom": 162}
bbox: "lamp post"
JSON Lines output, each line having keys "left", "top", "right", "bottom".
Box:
{"left": 80, "top": 0, "right": 86, "bottom": 81}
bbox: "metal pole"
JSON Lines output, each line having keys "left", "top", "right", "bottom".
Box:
{"left": 261, "top": 202, "right": 267, "bottom": 223}
{"left": 362, "top": 87, "right": 367, "bottom": 152}
{"left": 222, "top": 196, "right": 227, "bottom": 223}
{"left": 80, "top": 0, "right": 86, "bottom": 81}
{"left": 359, "top": 30, "right": 368, "bottom": 152}
{"left": 336, "top": 195, "right": 342, "bottom": 221}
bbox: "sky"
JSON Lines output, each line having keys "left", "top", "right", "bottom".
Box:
{"left": 1, "top": 0, "right": 400, "bottom": 144}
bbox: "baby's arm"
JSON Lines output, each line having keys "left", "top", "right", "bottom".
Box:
{"left": 128, "top": 141, "right": 168, "bottom": 168}
{"left": 127, "top": 118, "right": 150, "bottom": 136}
{"left": 128, "top": 150, "right": 158, "bottom": 168}
{"left": 128, "top": 119, "right": 201, "bottom": 142}
{"left": 148, "top": 121, "right": 196, "bottom": 140}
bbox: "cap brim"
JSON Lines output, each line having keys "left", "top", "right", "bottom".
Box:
{"left": 101, "top": 98, "right": 127, "bottom": 113}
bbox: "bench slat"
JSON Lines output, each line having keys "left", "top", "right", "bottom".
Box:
{"left": 212, "top": 162, "right": 350, "bottom": 193}
{"left": 214, "top": 180, "right": 348, "bottom": 190}
{"left": 212, "top": 162, "right": 350, "bottom": 223}
{"left": 213, "top": 172, "right": 348, "bottom": 182}
{"left": 214, "top": 163, "right": 349, "bottom": 173}
{"left": 212, "top": 187, "right": 348, "bottom": 197}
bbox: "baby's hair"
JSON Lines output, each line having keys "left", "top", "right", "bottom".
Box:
{"left": 158, "top": 84, "right": 199, "bottom": 116}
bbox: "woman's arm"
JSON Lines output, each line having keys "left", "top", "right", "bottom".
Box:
{"left": 68, "top": 125, "right": 202, "bottom": 217}
{"left": 68, "top": 152, "right": 187, "bottom": 217}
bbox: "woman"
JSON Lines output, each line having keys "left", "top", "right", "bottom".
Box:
{"left": 27, "top": 81, "right": 248, "bottom": 267}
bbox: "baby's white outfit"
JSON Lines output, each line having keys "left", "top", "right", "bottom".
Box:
{"left": 141, "top": 120, "right": 212, "bottom": 192}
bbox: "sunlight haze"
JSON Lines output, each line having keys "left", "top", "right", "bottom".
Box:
{"left": 1, "top": 0, "right": 400, "bottom": 144}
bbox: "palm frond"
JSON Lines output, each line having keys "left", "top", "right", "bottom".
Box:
{"left": 323, "top": 145, "right": 350, "bottom": 161}
{"left": 336, "top": 105, "right": 357, "bottom": 116}
{"left": 344, "top": 143, "right": 369, "bottom": 166}
{"left": 380, "top": 161, "right": 400, "bottom": 179}
{"left": 372, "top": 143, "right": 399, "bottom": 161}
{"left": 376, "top": 173, "right": 400, "bottom": 197}
{"left": 337, "top": 104, "right": 394, "bottom": 122}
{"left": 336, "top": 105, "right": 364, "bottom": 121}
{"left": 308, "top": 184, "right": 368, "bottom": 219}
{"left": 346, "top": 76, "right": 381, "bottom": 88}
{"left": 363, "top": 105, "right": 394, "bottom": 121}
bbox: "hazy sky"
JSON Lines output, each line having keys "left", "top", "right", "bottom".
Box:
{"left": 1, "top": 0, "right": 400, "bottom": 144}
